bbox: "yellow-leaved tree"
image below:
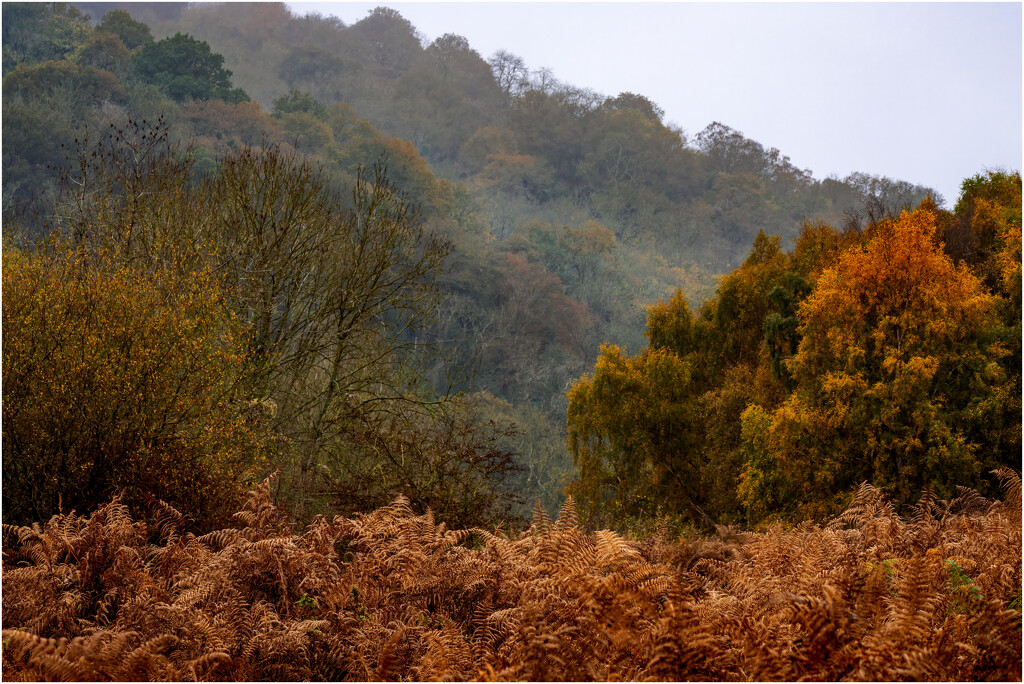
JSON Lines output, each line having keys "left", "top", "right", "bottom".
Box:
{"left": 567, "top": 293, "right": 706, "bottom": 526}
{"left": 739, "top": 202, "right": 1009, "bottom": 519}
{"left": 2, "top": 246, "right": 269, "bottom": 528}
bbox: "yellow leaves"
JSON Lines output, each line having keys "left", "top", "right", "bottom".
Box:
{"left": 743, "top": 203, "right": 1012, "bottom": 515}
{"left": 995, "top": 217, "right": 1022, "bottom": 303}
{"left": 794, "top": 206, "right": 997, "bottom": 385}
{"left": 568, "top": 338, "right": 702, "bottom": 522}
{"left": 645, "top": 290, "right": 694, "bottom": 354}
{"left": 891, "top": 354, "right": 938, "bottom": 381}
{"left": 3, "top": 243, "right": 266, "bottom": 527}
{"left": 743, "top": 230, "right": 784, "bottom": 268}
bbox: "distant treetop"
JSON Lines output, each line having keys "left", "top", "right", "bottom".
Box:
{"left": 132, "top": 32, "right": 249, "bottom": 103}
{"left": 96, "top": 9, "right": 152, "bottom": 50}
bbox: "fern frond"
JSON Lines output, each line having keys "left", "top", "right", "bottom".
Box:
{"left": 555, "top": 496, "right": 579, "bottom": 530}
{"left": 594, "top": 529, "right": 640, "bottom": 567}
{"left": 992, "top": 467, "right": 1022, "bottom": 524}
{"left": 949, "top": 485, "right": 991, "bottom": 517}
{"left": 530, "top": 499, "right": 552, "bottom": 531}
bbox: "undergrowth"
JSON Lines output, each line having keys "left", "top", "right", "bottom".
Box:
{"left": 3, "top": 470, "right": 1021, "bottom": 681}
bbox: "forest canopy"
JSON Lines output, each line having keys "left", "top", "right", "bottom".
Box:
{"left": 1, "top": 1, "right": 1019, "bottom": 536}
{"left": 568, "top": 177, "right": 1021, "bottom": 528}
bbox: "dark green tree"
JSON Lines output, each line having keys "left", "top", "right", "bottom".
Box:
{"left": 2, "top": 2, "right": 90, "bottom": 74}
{"left": 132, "top": 32, "right": 249, "bottom": 103}
{"left": 273, "top": 88, "right": 327, "bottom": 119}
{"left": 1, "top": 60, "right": 124, "bottom": 199}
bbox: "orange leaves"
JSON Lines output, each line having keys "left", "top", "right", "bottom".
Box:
{"left": 566, "top": 220, "right": 616, "bottom": 255}
{"left": 568, "top": 179, "right": 1018, "bottom": 526}
{"left": 499, "top": 252, "right": 588, "bottom": 351}
{"left": 741, "top": 205, "right": 1008, "bottom": 517}
{"left": 3, "top": 468, "right": 1020, "bottom": 681}
{"left": 996, "top": 217, "right": 1022, "bottom": 302}
{"left": 793, "top": 204, "right": 998, "bottom": 395}
{"left": 959, "top": 171, "right": 1022, "bottom": 291}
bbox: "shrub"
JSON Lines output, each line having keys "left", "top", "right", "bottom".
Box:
{"left": 2, "top": 244, "right": 269, "bottom": 529}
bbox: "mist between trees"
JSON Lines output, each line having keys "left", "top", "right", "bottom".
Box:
{"left": 2, "top": 2, "right": 1020, "bottom": 537}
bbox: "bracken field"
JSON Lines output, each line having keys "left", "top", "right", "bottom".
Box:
{"left": 2, "top": 469, "right": 1020, "bottom": 682}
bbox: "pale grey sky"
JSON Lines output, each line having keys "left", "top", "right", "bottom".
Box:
{"left": 288, "top": 2, "right": 1023, "bottom": 206}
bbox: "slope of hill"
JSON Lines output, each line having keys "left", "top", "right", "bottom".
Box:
{"left": 4, "top": 2, "right": 1002, "bottom": 533}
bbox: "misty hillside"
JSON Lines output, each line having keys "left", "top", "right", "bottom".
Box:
{"left": 3, "top": 6, "right": 1020, "bottom": 679}
{"left": 3, "top": 1, "right": 1015, "bottom": 533}
{"left": 14, "top": 3, "right": 939, "bottom": 271}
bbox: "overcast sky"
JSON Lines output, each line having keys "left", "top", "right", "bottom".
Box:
{"left": 288, "top": 2, "right": 1022, "bottom": 206}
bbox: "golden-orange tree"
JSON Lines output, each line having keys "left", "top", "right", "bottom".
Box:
{"left": 2, "top": 245, "right": 268, "bottom": 528}
{"left": 739, "top": 203, "right": 1010, "bottom": 519}
{"left": 954, "top": 171, "right": 1022, "bottom": 296}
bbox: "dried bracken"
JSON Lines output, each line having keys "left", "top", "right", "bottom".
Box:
{"left": 3, "top": 471, "right": 1021, "bottom": 681}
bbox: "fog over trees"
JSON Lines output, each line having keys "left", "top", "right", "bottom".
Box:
{"left": 3, "top": 1, "right": 1017, "bottom": 532}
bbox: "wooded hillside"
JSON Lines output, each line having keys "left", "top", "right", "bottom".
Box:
{"left": 2, "top": 4, "right": 1021, "bottom": 679}
{"left": 3, "top": 2, "right": 962, "bottom": 528}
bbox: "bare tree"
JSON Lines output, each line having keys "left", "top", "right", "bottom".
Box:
{"left": 488, "top": 49, "right": 529, "bottom": 103}
{"left": 49, "top": 122, "right": 465, "bottom": 520}
{"left": 206, "top": 146, "right": 453, "bottom": 515}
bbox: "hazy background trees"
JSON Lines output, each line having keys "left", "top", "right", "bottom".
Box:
{"left": 3, "top": 2, "right": 1011, "bottom": 533}
{"left": 3, "top": 117, "right": 524, "bottom": 530}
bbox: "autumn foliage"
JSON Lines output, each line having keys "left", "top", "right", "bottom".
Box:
{"left": 1, "top": 8, "right": 1020, "bottom": 678}
{"left": 2, "top": 245, "right": 267, "bottom": 528}
{"left": 568, "top": 341, "right": 702, "bottom": 523}
{"left": 569, "top": 175, "right": 1022, "bottom": 527}
{"left": 741, "top": 202, "right": 1009, "bottom": 517}
{"left": 2, "top": 471, "right": 1020, "bottom": 681}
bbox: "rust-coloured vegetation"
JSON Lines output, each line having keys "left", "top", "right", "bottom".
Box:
{"left": 3, "top": 470, "right": 1020, "bottom": 681}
